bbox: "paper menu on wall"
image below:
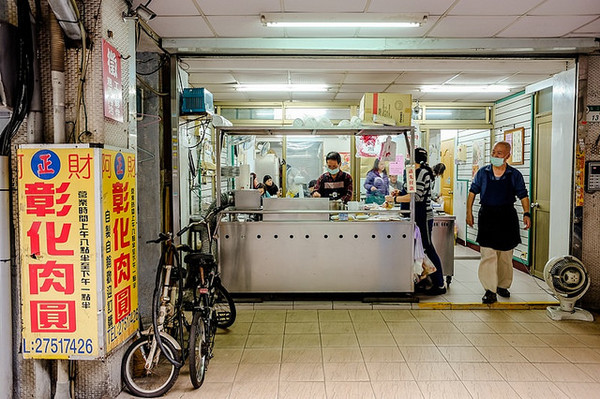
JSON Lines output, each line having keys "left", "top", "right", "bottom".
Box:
{"left": 388, "top": 155, "right": 405, "bottom": 176}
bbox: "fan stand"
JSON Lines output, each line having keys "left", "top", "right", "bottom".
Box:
{"left": 546, "top": 305, "right": 594, "bottom": 322}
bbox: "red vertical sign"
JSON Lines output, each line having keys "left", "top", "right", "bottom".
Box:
{"left": 102, "top": 39, "right": 123, "bottom": 122}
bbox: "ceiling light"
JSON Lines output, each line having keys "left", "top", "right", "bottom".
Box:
{"left": 420, "top": 85, "right": 511, "bottom": 93}
{"left": 260, "top": 13, "right": 426, "bottom": 28}
{"left": 235, "top": 84, "right": 329, "bottom": 92}
{"left": 47, "top": 0, "right": 82, "bottom": 40}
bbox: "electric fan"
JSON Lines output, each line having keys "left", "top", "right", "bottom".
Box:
{"left": 543, "top": 255, "right": 594, "bottom": 322}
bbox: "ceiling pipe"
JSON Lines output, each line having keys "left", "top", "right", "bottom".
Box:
{"left": 49, "top": 11, "right": 65, "bottom": 143}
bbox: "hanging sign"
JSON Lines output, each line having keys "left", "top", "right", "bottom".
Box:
{"left": 102, "top": 39, "right": 124, "bottom": 122}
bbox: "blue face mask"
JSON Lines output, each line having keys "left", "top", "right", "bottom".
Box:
{"left": 490, "top": 156, "right": 505, "bottom": 167}
{"left": 328, "top": 168, "right": 340, "bottom": 175}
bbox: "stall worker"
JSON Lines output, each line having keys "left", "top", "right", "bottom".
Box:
{"left": 364, "top": 158, "right": 389, "bottom": 204}
{"left": 312, "top": 151, "right": 353, "bottom": 203}
{"left": 263, "top": 174, "right": 279, "bottom": 197}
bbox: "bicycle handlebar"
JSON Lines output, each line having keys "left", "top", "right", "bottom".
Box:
{"left": 175, "top": 205, "right": 230, "bottom": 237}
{"left": 145, "top": 232, "right": 171, "bottom": 244}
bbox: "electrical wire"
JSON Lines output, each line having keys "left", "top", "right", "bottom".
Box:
{"left": 136, "top": 55, "right": 168, "bottom": 75}
{"left": 136, "top": 74, "right": 169, "bottom": 96}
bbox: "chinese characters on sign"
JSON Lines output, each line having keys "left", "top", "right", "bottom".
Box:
{"left": 102, "top": 39, "right": 123, "bottom": 122}
{"left": 19, "top": 148, "right": 98, "bottom": 358}
{"left": 102, "top": 150, "right": 138, "bottom": 352}
{"left": 18, "top": 146, "right": 138, "bottom": 359}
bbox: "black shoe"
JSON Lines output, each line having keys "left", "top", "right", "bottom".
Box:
{"left": 421, "top": 286, "right": 447, "bottom": 296}
{"left": 482, "top": 290, "right": 497, "bottom": 304}
{"left": 497, "top": 287, "right": 510, "bottom": 298}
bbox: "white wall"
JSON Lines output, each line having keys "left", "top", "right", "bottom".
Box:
{"left": 549, "top": 68, "right": 576, "bottom": 258}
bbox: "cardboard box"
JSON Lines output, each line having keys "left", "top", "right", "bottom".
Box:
{"left": 359, "top": 93, "right": 412, "bottom": 126}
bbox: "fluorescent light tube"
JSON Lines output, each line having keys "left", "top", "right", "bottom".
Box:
{"left": 420, "top": 85, "right": 510, "bottom": 93}
{"left": 235, "top": 84, "right": 329, "bottom": 92}
{"left": 261, "top": 13, "right": 426, "bottom": 28}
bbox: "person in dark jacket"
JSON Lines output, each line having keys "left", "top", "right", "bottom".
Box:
{"left": 312, "top": 151, "right": 353, "bottom": 203}
{"left": 263, "top": 174, "right": 279, "bottom": 197}
{"left": 386, "top": 147, "right": 446, "bottom": 295}
{"left": 467, "top": 141, "right": 530, "bottom": 304}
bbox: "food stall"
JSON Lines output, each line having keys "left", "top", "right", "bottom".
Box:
{"left": 215, "top": 126, "right": 417, "bottom": 294}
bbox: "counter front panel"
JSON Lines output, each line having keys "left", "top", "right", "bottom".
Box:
{"left": 219, "top": 221, "right": 414, "bottom": 293}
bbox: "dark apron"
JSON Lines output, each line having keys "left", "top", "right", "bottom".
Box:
{"left": 476, "top": 176, "right": 521, "bottom": 251}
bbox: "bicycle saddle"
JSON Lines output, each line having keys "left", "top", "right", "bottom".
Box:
{"left": 184, "top": 253, "right": 215, "bottom": 265}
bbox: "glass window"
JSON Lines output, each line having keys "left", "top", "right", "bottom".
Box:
{"left": 285, "top": 108, "right": 351, "bottom": 121}
{"left": 537, "top": 87, "right": 553, "bottom": 114}
{"left": 425, "top": 108, "right": 487, "bottom": 121}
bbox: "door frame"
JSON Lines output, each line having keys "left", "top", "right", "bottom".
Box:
{"left": 530, "top": 111, "right": 552, "bottom": 277}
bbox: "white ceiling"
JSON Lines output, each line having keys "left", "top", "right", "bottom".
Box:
{"left": 136, "top": 0, "right": 600, "bottom": 103}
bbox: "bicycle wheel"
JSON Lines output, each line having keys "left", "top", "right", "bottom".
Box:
{"left": 214, "top": 283, "right": 236, "bottom": 328}
{"left": 121, "top": 336, "right": 180, "bottom": 398}
{"left": 189, "top": 311, "right": 208, "bottom": 389}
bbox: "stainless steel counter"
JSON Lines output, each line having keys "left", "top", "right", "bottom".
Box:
{"left": 219, "top": 220, "right": 414, "bottom": 293}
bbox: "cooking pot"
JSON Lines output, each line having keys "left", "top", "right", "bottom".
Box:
{"left": 329, "top": 200, "right": 344, "bottom": 211}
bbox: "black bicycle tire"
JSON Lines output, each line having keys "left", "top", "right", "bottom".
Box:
{"left": 189, "top": 311, "right": 208, "bottom": 389}
{"left": 214, "top": 283, "right": 236, "bottom": 328}
{"left": 121, "top": 336, "right": 180, "bottom": 398}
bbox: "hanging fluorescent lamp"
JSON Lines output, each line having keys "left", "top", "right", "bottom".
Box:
{"left": 260, "top": 13, "right": 427, "bottom": 28}
{"left": 420, "top": 85, "right": 511, "bottom": 93}
{"left": 235, "top": 84, "right": 329, "bottom": 92}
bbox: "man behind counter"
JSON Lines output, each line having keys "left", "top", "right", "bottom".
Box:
{"left": 312, "top": 151, "right": 353, "bottom": 203}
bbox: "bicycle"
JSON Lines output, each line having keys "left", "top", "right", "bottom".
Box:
{"left": 121, "top": 204, "right": 236, "bottom": 397}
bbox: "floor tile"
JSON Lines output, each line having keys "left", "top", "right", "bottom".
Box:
{"left": 353, "top": 321, "right": 390, "bottom": 334}
{"left": 387, "top": 321, "right": 426, "bottom": 334}
{"left": 321, "top": 333, "right": 359, "bottom": 348}
{"left": 498, "top": 333, "right": 548, "bottom": 347}
{"left": 399, "top": 346, "right": 446, "bottom": 362}
{"left": 216, "top": 321, "right": 251, "bottom": 335}
{"left": 286, "top": 309, "right": 318, "bottom": 322}
{"left": 240, "top": 348, "right": 282, "bottom": 364}
{"left": 203, "top": 362, "right": 238, "bottom": 383}
{"left": 322, "top": 347, "right": 364, "bottom": 363}
{"left": 215, "top": 334, "right": 248, "bottom": 348}
{"left": 438, "top": 346, "right": 486, "bottom": 362}
{"left": 361, "top": 346, "right": 404, "bottom": 362}
{"left": 365, "top": 362, "right": 414, "bottom": 381}
{"left": 419, "top": 322, "right": 462, "bottom": 334}
{"left": 281, "top": 348, "right": 323, "bottom": 363}
{"left": 357, "top": 333, "right": 397, "bottom": 347}
{"left": 508, "top": 381, "right": 569, "bottom": 399}
{"left": 453, "top": 321, "right": 496, "bottom": 334}
{"left": 228, "top": 381, "right": 278, "bottom": 399}
{"left": 515, "top": 346, "right": 568, "bottom": 362}
{"left": 292, "top": 301, "right": 333, "bottom": 310}
{"left": 416, "top": 380, "right": 470, "bottom": 398}
{"left": 210, "top": 348, "right": 243, "bottom": 364}
{"left": 371, "top": 381, "right": 423, "bottom": 399}
{"left": 535, "top": 334, "right": 587, "bottom": 348}
{"left": 576, "top": 363, "right": 600, "bottom": 382}
{"left": 249, "top": 322, "right": 284, "bottom": 335}
{"left": 554, "top": 382, "right": 600, "bottom": 399}
{"left": 278, "top": 381, "right": 326, "bottom": 399}
{"left": 325, "top": 381, "right": 375, "bottom": 399}
{"left": 234, "top": 310, "right": 255, "bottom": 323}
{"left": 323, "top": 362, "right": 369, "bottom": 381}
{"left": 179, "top": 382, "right": 231, "bottom": 399}
{"left": 319, "top": 321, "right": 355, "bottom": 334}
{"left": 279, "top": 362, "right": 324, "bottom": 381}
{"left": 284, "top": 322, "right": 319, "bottom": 334}
{"left": 463, "top": 380, "right": 520, "bottom": 399}
{"left": 534, "top": 362, "right": 596, "bottom": 382}
{"left": 410, "top": 310, "right": 449, "bottom": 322}
{"left": 573, "top": 334, "right": 600, "bottom": 348}
{"left": 408, "top": 362, "right": 459, "bottom": 381}
{"left": 283, "top": 334, "right": 321, "bottom": 348}
{"left": 504, "top": 310, "right": 550, "bottom": 323}
{"left": 234, "top": 363, "right": 280, "bottom": 382}
{"left": 253, "top": 309, "right": 286, "bottom": 322}
{"left": 520, "top": 322, "right": 565, "bottom": 334}
{"left": 490, "top": 362, "right": 548, "bottom": 381}
{"left": 477, "top": 346, "right": 528, "bottom": 363}
{"left": 379, "top": 309, "right": 418, "bottom": 322}
{"left": 393, "top": 333, "right": 436, "bottom": 346}
{"left": 333, "top": 302, "right": 373, "bottom": 310}
{"left": 245, "top": 334, "right": 283, "bottom": 349}
{"left": 253, "top": 301, "right": 293, "bottom": 310}
{"left": 554, "top": 347, "right": 600, "bottom": 363}
{"left": 349, "top": 309, "right": 384, "bottom": 321}
{"left": 449, "top": 362, "right": 504, "bottom": 381}
{"left": 485, "top": 321, "right": 530, "bottom": 334}
{"left": 318, "top": 309, "right": 351, "bottom": 321}
{"left": 440, "top": 310, "right": 482, "bottom": 322}
{"left": 465, "top": 333, "right": 510, "bottom": 347}
{"left": 428, "top": 333, "right": 472, "bottom": 347}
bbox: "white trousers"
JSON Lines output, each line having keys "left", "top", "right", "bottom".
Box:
{"left": 478, "top": 246, "right": 514, "bottom": 293}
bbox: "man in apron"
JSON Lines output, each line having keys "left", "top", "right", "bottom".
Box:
{"left": 312, "top": 151, "right": 353, "bottom": 203}
{"left": 466, "top": 141, "right": 531, "bottom": 304}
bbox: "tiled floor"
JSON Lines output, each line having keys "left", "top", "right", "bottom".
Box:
{"left": 118, "top": 308, "right": 600, "bottom": 399}
{"left": 117, "top": 245, "right": 591, "bottom": 399}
